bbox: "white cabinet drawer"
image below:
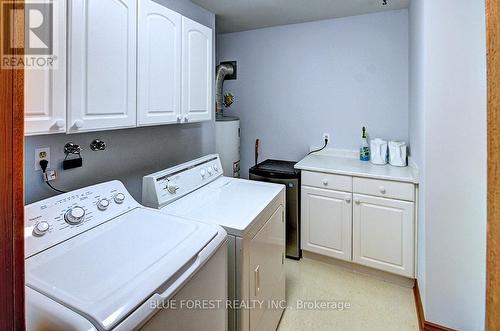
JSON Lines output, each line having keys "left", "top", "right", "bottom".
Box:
{"left": 353, "top": 177, "right": 414, "bottom": 201}
{"left": 302, "top": 171, "right": 352, "bottom": 192}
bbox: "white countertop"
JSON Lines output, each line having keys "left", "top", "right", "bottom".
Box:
{"left": 295, "top": 150, "right": 419, "bottom": 184}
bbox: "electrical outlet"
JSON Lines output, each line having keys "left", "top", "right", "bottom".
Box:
{"left": 35, "top": 147, "right": 50, "bottom": 171}
{"left": 322, "top": 133, "right": 330, "bottom": 142}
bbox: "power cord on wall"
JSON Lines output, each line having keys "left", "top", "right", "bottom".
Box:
{"left": 40, "top": 160, "right": 67, "bottom": 194}
{"left": 307, "top": 138, "right": 329, "bottom": 156}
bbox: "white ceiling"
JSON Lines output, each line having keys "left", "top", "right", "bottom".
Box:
{"left": 191, "top": 0, "right": 410, "bottom": 33}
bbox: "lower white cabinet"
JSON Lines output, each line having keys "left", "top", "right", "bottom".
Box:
{"left": 301, "top": 170, "right": 416, "bottom": 278}
{"left": 301, "top": 186, "right": 352, "bottom": 261}
{"left": 352, "top": 194, "right": 414, "bottom": 277}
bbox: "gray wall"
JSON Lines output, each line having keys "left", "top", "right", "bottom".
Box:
{"left": 25, "top": 0, "right": 215, "bottom": 204}
{"left": 217, "top": 10, "right": 409, "bottom": 178}
{"left": 409, "top": 0, "right": 487, "bottom": 329}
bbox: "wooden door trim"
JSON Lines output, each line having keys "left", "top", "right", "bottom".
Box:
{"left": 13, "top": 52, "right": 25, "bottom": 331}
{"left": 487, "top": 0, "right": 500, "bottom": 330}
{"left": 0, "top": 0, "right": 25, "bottom": 329}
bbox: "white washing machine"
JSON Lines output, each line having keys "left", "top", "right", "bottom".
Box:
{"left": 25, "top": 180, "right": 228, "bottom": 331}
{"left": 143, "top": 155, "right": 286, "bottom": 331}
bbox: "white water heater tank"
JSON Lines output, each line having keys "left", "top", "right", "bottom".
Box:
{"left": 216, "top": 116, "right": 240, "bottom": 178}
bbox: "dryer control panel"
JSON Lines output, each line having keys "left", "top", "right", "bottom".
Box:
{"left": 142, "top": 154, "right": 223, "bottom": 209}
{"left": 24, "top": 180, "right": 139, "bottom": 258}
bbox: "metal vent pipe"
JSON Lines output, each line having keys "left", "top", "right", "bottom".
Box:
{"left": 215, "top": 63, "right": 235, "bottom": 116}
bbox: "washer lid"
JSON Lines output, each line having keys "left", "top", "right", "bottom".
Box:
{"left": 164, "top": 178, "right": 284, "bottom": 236}
{"left": 26, "top": 208, "right": 218, "bottom": 331}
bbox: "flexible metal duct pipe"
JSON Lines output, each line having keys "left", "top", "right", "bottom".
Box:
{"left": 215, "top": 63, "right": 235, "bottom": 116}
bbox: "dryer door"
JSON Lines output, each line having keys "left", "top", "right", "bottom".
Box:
{"left": 249, "top": 205, "right": 286, "bottom": 331}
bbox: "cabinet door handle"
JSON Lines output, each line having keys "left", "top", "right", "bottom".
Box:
{"left": 177, "top": 115, "right": 182, "bottom": 122}
{"left": 73, "top": 120, "right": 84, "bottom": 129}
{"left": 345, "top": 197, "right": 351, "bottom": 204}
{"left": 322, "top": 179, "right": 328, "bottom": 186}
{"left": 354, "top": 198, "right": 361, "bottom": 205}
{"left": 184, "top": 114, "right": 189, "bottom": 122}
{"left": 254, "top": 265, "right": 260, "bottom": 296}
{"left": 379, "top": 186, "right": 386, "bottom": 194}
{"left": 54, "top": 119, "right": 65, "bottom": 128}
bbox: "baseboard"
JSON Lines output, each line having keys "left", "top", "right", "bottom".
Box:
{"left": 413, "top": 280, "right": 456, "bottom": 331}
{"left": 424, "top": 321, "right": 456, "bottom": 331}
{"left": 413, "top": 280, "right": 426, "bottom": 331}
{"left": 302, "top": 251, "right": 415, "bottom": 288}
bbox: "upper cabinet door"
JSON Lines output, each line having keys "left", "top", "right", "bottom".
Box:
{"left": 137, "top": 0, "right": 181, "bottom": 126}
{"left": 68, "top": 0, "right": 137, "bottom": 133}
{"left": 181, "top": 17, "right": 213, "bottom": 123}
{"left": 25, "top": 0, "right": 66, "bottom": 136}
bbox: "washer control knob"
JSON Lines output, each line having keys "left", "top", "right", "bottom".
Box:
{"left": 33, "top": 221, "right": 49, "bottom": 236}
{"left": 97, "top": 198, "right": 110, "bottom": 211}
{"left": 214, "top": 165, "right": 219, "bottom": 172}
{"left": 207, "top": 167, "right": 213, "bottom": 175}
{"left": 167, "top": 184, "right": 179, "bottom": 194}
{"left": 200, "top": 169, "right": 206, "bottom": 178}
{"left": 114, "top": 193, "right": 125, "bottom": 204}
{"left": 65, "top": 207, "right": 86, "bottom": 225}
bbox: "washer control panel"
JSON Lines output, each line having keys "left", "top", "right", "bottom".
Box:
{"left": 25, "top": 180, "right": 139, "bottom": 258}
{"left": 142, "top": 154, "right": 223, "bottom": 208}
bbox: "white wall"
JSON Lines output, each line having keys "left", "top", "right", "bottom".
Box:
{"left": 217, "top": 10, "right": 409, "bottom": 178}
{"left": 25, "top": 0, "right": 215, "bottom": 204}
{"left": 409, "top": 1, "right": 487, "bottom": 330}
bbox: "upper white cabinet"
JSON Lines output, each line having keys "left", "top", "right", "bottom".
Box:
{"left": 302, "top": 186, "right": 352, "bottom": 261}
{"left": 25, "top": 0, "right": 213, "bottom": 135}
{"left": 353, "top": 194, "right": 414, "bottom": 278}
{"left": 137, "top": 0, "right": 182, "bottom": 126}
{"left": 181, "top": 17, "right": 213, "bottom": 123}
{"left": 24, "top": 0, "right": 66, "bottom": 136}
{"left": 68, "top": 0, "right": 137, "bottom": 133}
